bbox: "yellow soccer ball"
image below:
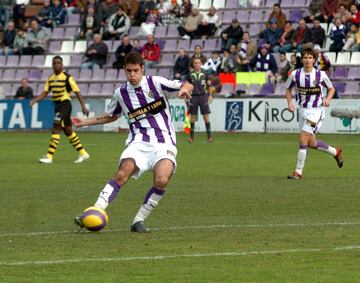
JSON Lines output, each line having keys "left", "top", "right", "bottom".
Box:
{"left": 81, "top": 206, "right": 109, "bottom": 231}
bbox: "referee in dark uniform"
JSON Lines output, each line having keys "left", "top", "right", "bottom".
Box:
{"left": 30, "top": 56, "right": 90, "bottom": 164}
{"left": 187, "top": 58, "right": 213, "bottom": 143}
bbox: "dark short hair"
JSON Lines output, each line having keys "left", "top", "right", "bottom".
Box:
{"left": 52, "top": 55, "right": 63, "bottom": 62}
{"left": 124, "top": 51, "right": 144, "bottom": 67}
{"left": 280, "top": 51, "right": 286, "bottom": 56}
{"left": 301, "top": 46, "right": 318, "bottom": 60}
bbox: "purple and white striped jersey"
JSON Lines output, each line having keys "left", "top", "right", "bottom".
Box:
{"left": 285, "top": 68, "right": 333, "bottom": 109}
{"left": 106, "top": 76, "right": 183, "bottom": 146}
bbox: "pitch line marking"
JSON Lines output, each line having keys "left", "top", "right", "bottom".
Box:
{"left": 1, "top": 245, "right": 360, "bottom": 266}
{"left": 1, "top": 222, "right": 360, "bottom": 238}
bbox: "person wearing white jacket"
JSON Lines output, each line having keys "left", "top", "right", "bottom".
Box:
{"left": 197, "top": 6, "right": 222, "bottom": 38}
{"left": 102, "top": 6, "right": 130, "bottom": 40}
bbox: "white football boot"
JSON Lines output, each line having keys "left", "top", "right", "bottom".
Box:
{"left": 39, "top": 156, "right": 53, "bottom": 164}
{"left": 74, "top": 153, "right": 90, "bottom": 164}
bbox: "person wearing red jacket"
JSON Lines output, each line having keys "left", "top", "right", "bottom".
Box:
{"left": 140, "top": 34, "right": 160, "bottom": 70}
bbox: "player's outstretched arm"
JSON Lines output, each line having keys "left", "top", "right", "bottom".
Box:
{"left": 72, "top": 113, "right": 118, "bottom": 127}
{"left": 30, "top": 91, "right": 49, "bottom": 106}
{"left": 178, "top": 82, "right": 193, "bottom": 99}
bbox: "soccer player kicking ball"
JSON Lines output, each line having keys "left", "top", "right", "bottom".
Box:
{"left": 285, "top": 46, "right": 343, "bottom": 179}
{"left": 72, "top": 52, "right": 193, "bottom": 232}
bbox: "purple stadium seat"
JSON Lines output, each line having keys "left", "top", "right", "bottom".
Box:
{"left": 92, "top": 69, "right": 105, "bottom": 81}
{"left": 158, "top": 68, "right": 171, "bottom": 78}
{"left": 19, "top": 55, "right": 32, "bottom": 66}
{"left": 41, "top": 69, "right": 52, "bottom": 80}
{"left": 249, "top": 10, "right": 264, "bottom": 22}
{"left": 6, "top": 55, "right": 19, "bottom": 66}
{"left": 15, "top": 69, "right": 29, "bottom": 81}
{"left": 166, "top": 25, "right": 178, "bottom": 38}
{"left": 67, "top": 13, "right": 81, "bottom": 25}
{"left": 101, "top": 83, "right": 114, "bottom": 96}
{"left": 105, "top": 69, "right": 118, "bottom": 81}
{"left": 332, "top": 67, "right": 348, "bottom": 80}
{"left": 79, "top": 69, "right": 92, "bottom": 81}
{"left": 274, "top": 83, "right": 286, "bottom": 95}
{"left": 225, "top": 0, "right": 238, "bottom": 8}
{"left": 222, "top": 11, "right": 237, "bottom": 24}
{"left": 281, "top": 0, "right": 293, "bottom": 7}
{"left": 259, "top": 83, "right": 275, "bottom": 96}
{"left": 32, "top": 55, "right": 45, "bottom": 67}
{"left": 112, "top": 41, "right": 121, "bottom": 52}
{"left": 219, "top": 83, "right": 234, "bottom": 96}
{"left": 289, "top": 9, "right": 304, "bottom": 23}
{"left": 203, "top": 39, "right": 217, "bottom": 52}
{"left": 77, "top": 83, "right": 88, "bottom": 94}
{"left": 11, "top": 83, "right": 20, "bottom": 96}
{"left": 2, "top": 69, "right": 16, "bottom": 81}
{"left": 249, "top": 24, "right": 262, "bottom": 36}
{"left": 237, "top": 10, "right": 250, "bottom": 23}
{"left": 333, "top": 81, "right": 345, "bottom": 94}
{"left": 190, "top": 39, "right": 204, "bottom": 50}
{"left": 70, "top": 54, "right": 83, "bottom": 66}
{"left": 177, "top": 40, "right": 190, "bottom": 50}
{"left": 128, "top": 27, "right": 139, "bottom": 38}
{"left": 347, "top": 67, "right": 360, "bottom": 80}
{"left": 28, "top": 69, "right": 42, "bottom": 81}
{"left": 48, "top": 41, "right": 61, "bottom": 53}
{"left": 160, "top": 53, "right": 174, "bottom": 66}
{"left": 248, "top": 84, "right": 261, "bottom": 96}
{"left": 88, "top": 83, "right": 101, "bottom": 96}
{"left": 64, "top": 27, "right": 77, "bottom": 39}
{"left": 154, "top": 26, "right": 167, "bottom": 39}
{"left": 145, "top": 68, "right": 157, "bottom": 76}
{"left": 235, "top": 83, "right": 247, "bottom": 93}
{"left": 118, "top": 70, "right": 126, "bottom": 82}
{"left": 163, "top": 39, "right": 177, "bottom": 52}
{"left": 68, "top": 69, "right": 79, "bottom": 80}
{"left": 51, "top": 27, "right": 65, "bottom": 40}
{"left": 103, "top": 40, "right": 112, "bottom": 52}
{"left": 0, "top": 56, "right": 6, "bottom": 66}
{"left": 1, "top": 83, "right": 12, "bottom": 97}
{"left": 265, "top": 0, "right": 277, "bottom": 7}
{"left": 344, "top": 81, "right": 359, "bottom": 95}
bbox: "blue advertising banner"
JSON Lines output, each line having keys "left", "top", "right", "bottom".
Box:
{"left": 225, "top": 101, "right": 243, "bottom": 130}
{"left": 0, "top": 99, "right": 54, "bottom": 130}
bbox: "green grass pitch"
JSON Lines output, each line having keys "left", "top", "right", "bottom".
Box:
{"left": 1, "top": 132, "right": 360, "bottom": 282}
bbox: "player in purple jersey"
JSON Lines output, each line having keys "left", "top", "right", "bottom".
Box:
{"left": 72, "top": 52, "right": 193, "bottom": 232}
{"left": 285, "top": 46, "right": 343, "bottom": 180}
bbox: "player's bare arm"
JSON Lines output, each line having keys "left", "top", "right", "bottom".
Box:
{"left": 178, "top": 82, "right": 193, "bottom": 99}
{"left": 324, "top": 87, "right": 335, "bottom": 107}
{"left": 72, "top": 113, "right": 117, "bottom": 127}
{"left": 30, "top": 91, "right": 49, "bottom": 106}
{"left": 74, "top": 91, "right": 90, "bottom": 116}
{"left": 285, "top": 89, "right": 295, "bottom": 112}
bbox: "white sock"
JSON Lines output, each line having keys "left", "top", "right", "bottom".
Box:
{"left": 94, "top": 179, "right": 121, "bottom": 210}
{"left": 295, "top": 146, "right": 307, "bottom": 175}
{"left": 133, "top": 187, "right": 165, "bottom": 224}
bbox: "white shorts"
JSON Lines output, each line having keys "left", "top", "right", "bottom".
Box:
{"left": 299, "top": 107, "right": 325, "bottom": 134}
{"left": 119, "top": 142, "right": 177, "bottom": 179}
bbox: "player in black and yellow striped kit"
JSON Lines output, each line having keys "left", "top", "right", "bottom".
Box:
{"left": 30, "top": 56, "right": 90, "bottom": 164}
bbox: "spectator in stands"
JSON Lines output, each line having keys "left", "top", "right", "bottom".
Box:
{"left": 305, "top": 0, "right": 324, "bottom": 23}
{"left": 337, "top": 0, "right": 352, "bottom": 10}
{"left": 266, "top": 3, "right": 287, "bottom": 30}
{"left": 23, "top": 19, "right": 51, "bottom": 55}
{"left": 262, "top": 19, "right": 282, "bottom": 51}
{"left": 83, "top": 0, "right": 99, "bottom": 15}
{"left": 62, "top": 0, "right": 79, "bottom": 15}
{"left": 157, "top": 0, "right": 172, "bottom": 14}
{"left": 113, "top": 35, "right": 133, "bottom": 69}
{"left": 0, "top": 24, "right": 3, "bottom": 49}
{"left": 275, "top": 52, "right": 290, "bottom": 83}
{"left": 98, "top": 0, "right": 118, "bottom": 27}
{"left": 177, "top": 7, "right": 203, "bottom": 40}
{"left": 223, "top": 44, "right": 238, "bottom": 73}
{"left": 197, "top": 6, "right": 221, "bottom": 38}
{"left": 140, "top": 34, "right": 160, "bottom": 70}
{"left": 103, "top": 6, "right": 130, "bottom": 40}
{"left": 310, "top": 18, "right": 326, "bottom": 49}
{"left": 220, "top": 18, "right": 243, "bottom": 51}
{"left": 132, "top": 39, "right": 141, "bottom": 53}
{"left": 190, "top": 45, "right": 207, "bottom": 69}
{"left": 135, "top": 0, "right": 156, "bottom": 26}
{"left": 13, "top": 0, "right": 28, "bottom": 29}
{"left": 273, "top": 21, "right": 295, "bottom": 53}
{"left": 236, "top": 31, "right": 257, "bottom": 72}
{"left": 174, "top": 47, "right": 190, "bottom": 80}
{"left": 0, "top": 6, "right": 11, "bottom": 28}
{"left": 49, "top": 0, "right": 67, "bottom": 28}
{"left": 348, "top": 4, "right": 360, "bottom": 25}
{"left": 121, "top": 0, "right": 139, "bottom": 22}
{"left": 36, "top": 0, "right": 52, "bottom": 27}
{"left": 202, "top": 51, "right": 221, "bottom": 75}
{"left": 320, "top": 0, "right": 338, "bottom": 23}
{"left": 249, "top": 44, "right": 278, "bottom": 83}
{"left": 282, "top": 19, "right": 311, "bottom": 52}
{"left": 219, "top": 50, "right": 229, "bottom": 73}
{"left": 14, "top": 78, "right": 33, "bottom": 100}
{"left": 0, "top": 20, "right": 16, "bottom": 55}
{"left": 343, "top": 23, "right": 358, "bottom": 50}
{"left": 336, "top": 4, "right": 351, "bottom": 24}
{"left": 81, "top": 33, "right": 109, "bottom": 69}
{"left": 12, "top": 28, "right": 28, "bottom": 55}
{"left": 313, "top": 45, "right": 331, "bottom": 76}
{"left": 162, "top": 0, "right": 191, "bottom": 26}
{"left": 137, "top": 8, "right": 161, "bottom": 37}
{"left": 288, "top": 53, "right": 298, "bottom": 73}
{"left": 351, "top": 24, "right": 360, "bottom": 51}
{"left": 329, "top": 16, "right": 347, "bottom": 51}
{"left": 79, "top": 5, "right": 101, "bottom": 41}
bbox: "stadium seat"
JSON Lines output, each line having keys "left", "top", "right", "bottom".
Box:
{"left": 78, "top": 69, "right": 92, "bottom": 81}
{"left": 225, "top": 0, "right": 238, "bottom": 8}
{"left": 249, "top": 24, "right": 262, "bottom": 36}
{"left": 2, "top": 83, "right": 12, "bottom": 97}
{"left": 265, "top": 0, "right": 278, "bottom": 7}
{"left": 41, "top": 69, "right": 52, "bottom": 81}
{"left": 88, "top": 83, "right": 101, "bottom": 96}
{"left": 274, "top": 83, "right": 286, "bottom": 96}
{"left": 66, "top": 13, "right": 81, "bottom": 26}
{"left": 347, "top": 67, "right": 360, "bottom": 80}
{"left": 118, "top": 70, "right": 127, "bottom": 82}
{"left": 212, "top": 0, "right": 225, "bottom": 9}
{"left": 146, "top": 68, "right": 157, "bottom": 76}
{"left": 77, "top": 83, "right": 89, "bottom": 94}
{"left": 288, "top": 9, "right": 304, "bottom": 23}
{"left": 248, "top": 84, "right": 261, "bottom": 96}
{"left": 92, "top": 69, "right": 105, "bottom": 81}
{"left": 128, "top": 26, "right": 139, "bottom": 38}
{"left": 48, "top": 41, "right": 61, "bottom": 53}
{"left": 64, "top": 27, "right": 78, "bottom": 39}
{"left": 203, "top": 39, "right": 217, "bottom": 52}
{"left": 32, "top": 55, "right": 45, "bottom": 66}
{"left": 51, "top": 27, "right": 65, "bottom": 40}
{"left": 70, "top": 54, "right": 83, "bottom": 67}
{"left": 237, "top": 10, "right": 250, "bottom": 23}
{"left": 259, "top": 83, "right": 275, "bottom": 96}
{"left": 160, "top": 53, "right": 174, "bottom": 66}
{"left": 219, "top": 83, "right": 234, "bottom": 96}
{"left": 158, "top": 68, "right": 171, "bottom": 78}
{"left": 199, "top": 0, "right": 212, "bottom": 10}
{"left": 222, "top": 11, "right": 237, "bottom": 24}
{"left": 74, "top": 41, "right": 87, "bottom": 53}
{"left": 324, "top": 52, "right": 336, "bottom": 65}
{"left": 19, "top": 55, "right": 32, "bottom": 66}
{"left": 44, "top": 55, "right": 70, "bottom": 67}
{"left": 350, "top": 52, "right": 360, "bottom": 65}
{"left": 154, "top": 26, "right": 167, "bottom": 39}
{"left": 281, "top": 0, "right": 293, "bottom": 7}
{"left": 334, "top": 52, "right": 351, "bottom": 65}
{"left": 249, "top": 10, "right": 264, "bottom": 22}
{"left": 166, "top": 25, "right": 178, "bottom": 38}
{"left": 61, "top": 41, "right": 74, "bottom": 53}
{"left": 344, "top": 81, "right": 359, "bottom": 95}
{"left": 28, "top": 69, "right": 42, "bottom": 81}
{"left": 102, "top": 40, "right": 113, "bottom": 52}
{"left": 333, "top": 81, "right": 345, "bottom": 95}
{"left": 323, "top": 37, "right": 333, "bottom": 51}
{"left": 0, "top": 56, "right": 6, "bottom": 66}
{"left": 2, "top": 69, "right": 16, "bottom": 81}
{"left": 177, "top": 40, "right": 190, "bottom": 50}
{"left": 190, "top": 0, "right": 199, "bottom": 7}
{"left": 332, "top": 67, "right": 348, "bottom": 79}
{"left": 190, "top": 39, "right": 204, "bottom": 50}
{"left": 15, "top": 69, "right": 29, "bottom": 81}
{"left": 101, "top": 83, "right": 114, "bottom": 96}
{"left": 104, "top": 69, "right": 118, "bottom": 81}
{"left": 320, "top": 23, "right": 328, "bottom": 34}
{"left": 6, "top": 55, "right": 19, "bottom": 67}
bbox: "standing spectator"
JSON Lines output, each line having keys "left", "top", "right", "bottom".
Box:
{"left": 49, "top": 0, "right": 67, "bottom": 28}
{"left": 23, "top": 19, "right": 51, "bottom": 55}
{"left": 202, "top": 51, "right": 221, "bottom": 75}
{"left": 343, "top": 23, "right": 359, "bottom": 50}
{"left": 98, "top": 0, "right": 118, "bottom": 27}
{"left": 249, "top": 44, "right": 278, "bottom": 83}
{"left": 237, "top": 31, "right": 257, "bottom": 72}
{"left": 140, "top": 34, "right": 160, "bottom": 70}
{"left": 113, "top": 35, "right": 133, "bottom": 69}
{"left": 79, "top": 5, "right": 101, "bottom": 41}
{"left": 102, "top": 6, "right": 130, "bottom": 40}
{"left": 121, "top": 0, "right": 139, "bottom": 22}
{"left": 310, "top": 18, "right": 326, "bottom": 49}
{"left": 36, "top": 0, "right": 52, "bottom": 27}
{"left": 320, "top": 0, "right": 338, "bottom": 23}
{"left": 220, "top": 18, "right": 243, "bottom": 51}
{"left": 14, "top": 78, "right": 33, "bottom": 99}
{"left": 197, "top": 6, "right": 221, "bottom": 38}
{"left": 329, "top": 17, "right": 347, "bottom": 51}
{"left": 174, "top": 47, "right": 190, "bottom": 80}
{"left": 262, "top": 19, "right": 282, "bottom": 51}
{"left": 177, "top": 7, "right": 203, "bottom": 40}
{"left": 266, "top": 3, "right": 287, "bottom": 30}
{"left": 0, "top": 20, "right": 16, "bottom": 55}
{"left": 273, "top": 21, "right": 295, "bottom": 53}
{"left": 81, "top": 33, "right": 109, "bottom": 69}
{"left": 187, "top": 58, "right": 213, "bottom": 143}
{"left": 275, "top": 52, "right": 291, "bottom": 83}
{"left": 348, "top": 4, "right": 360, "bottom": 25}
{"left": 12, "top": 29, "right": 28, "bottom": 55}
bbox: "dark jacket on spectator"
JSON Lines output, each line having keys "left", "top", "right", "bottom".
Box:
{"left": 80, "top": 12, "right": 101, "bottom": 34}
{"left": 221, "top": 25, "right": 243, "bottom": 45}
{"left": 310, "top": 25, "right": 326, "bottom": 47}
{"left": 50, "top": 3, "right": 66, "bottom": 26}
{"left": 85, "top": 41, "right": 109, "bottom": 67}
{"left": 14, "top": 86, "right": 33, "bottom": 99}
{"left": 291, "top": 26, "right": 312, "bottom": 45}
{"left": 3, "top": 29, "right": 16, "bottom": 48}
{"left": 174, "top": 55, "right": 190, "bottom": 76}
{"left": 249, "top": 52, "right": 278, "bottom": 74}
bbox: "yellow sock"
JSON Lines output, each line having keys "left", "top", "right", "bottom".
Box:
{"left": 68, "top": 132, "right": 86, "bottom": 155}
{"left": 47, "top": 134, "right": 60, "bottom": 159}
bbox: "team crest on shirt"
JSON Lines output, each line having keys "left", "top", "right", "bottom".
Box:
{"left": 313, "top": 80, "right": 319, "bottom": 86}
{"left": 148, "top": 91, "right": 154, "bottom": 98}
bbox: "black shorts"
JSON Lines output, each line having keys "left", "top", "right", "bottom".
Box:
{"left": 54, "top": 100, "right": 72, "bottom": 127}
{"left": 189, "top": 95, "right": 211, "bottom": 115}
